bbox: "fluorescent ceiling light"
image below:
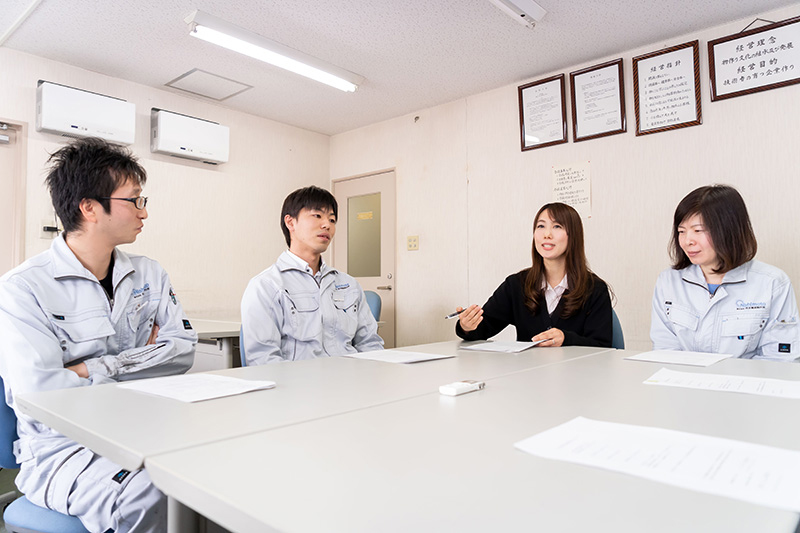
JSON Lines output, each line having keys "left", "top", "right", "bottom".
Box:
{"left": 185, "top": 10, "right": 364, "bottom": 92}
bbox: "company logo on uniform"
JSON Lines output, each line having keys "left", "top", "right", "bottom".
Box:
{"left": 736, "top": 300, "right": 766, "bottom": 310}
{"left": 335, "top": 283, "right": 350, "bottom": 290}
{"left": 132, "top": 283, "right": 151, "bottom": 298}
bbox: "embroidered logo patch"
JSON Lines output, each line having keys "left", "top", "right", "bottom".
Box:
{"left": 182, "top": 319, "right": 193, "bottom": 330}
{"left": 779, "top": 343, "right": 791, "bottom": 353}
{"left": 112, "top": 470, "right": 130, "bottom": 484}
{"left": 335, "top": 283, "right": 350, "bottom": 290}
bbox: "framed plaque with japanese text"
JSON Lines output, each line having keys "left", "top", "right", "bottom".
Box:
{"left": 633, "top": 40, "right": 702, "bottom": 136}
{"left": 709, "top": 15, "right": 800, "bottom": 101}
{"left": 569, "top": 59, "right": 626, "bottom": 142}
{"left": 518, "top": 74, "right": 568, "bottom": 151}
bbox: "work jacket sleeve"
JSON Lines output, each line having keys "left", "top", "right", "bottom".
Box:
{"left": 352, "top": 288, "right": 384, "bottom": 352}
{"left": 241, "top": 277, "right": 287, "bottom": 365}
{"left": 83, "top": 269, "right": 196, "bottom": 381}
{"left": 650, "top": 272, "right": 683, "bottom": 351}
{"left": 755, "top": 277, "right": 800, "bottom": 362}
{"left": 0, "top": 279, "right": 87, "bottom": 405}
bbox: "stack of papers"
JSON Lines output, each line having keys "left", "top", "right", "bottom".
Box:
{"left": 515, "top": 416, "right": 800, "bottom": 512}
{"left": 460, "top": 340, "right": 543, "bottom": 353}
{"left": 118, "top": 374, "right": 276, "bottom": 402}
{"left": 624, "top": 349, "right": 733, "bottom": 367}
{"left": 344, "top": 349, "right": 455, "bottom": 364}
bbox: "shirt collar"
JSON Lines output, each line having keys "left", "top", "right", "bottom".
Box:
{"left": 278, "top": 250, "right": 337, "bottom": 277}
{"left": 541, "top": 274, "right": 569, "bottom": 292}
{"left": 51, "top": 234, "right": 134, "bottom": 282}
{"left": 680, "top": 262, "right": 748, "bottom": 285}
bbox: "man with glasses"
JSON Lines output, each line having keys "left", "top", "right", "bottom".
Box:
{"left": 0, "top": 137, "right": 196, "bottom": 532}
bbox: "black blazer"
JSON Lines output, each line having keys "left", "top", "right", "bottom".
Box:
{"left": 455, "top": 271, "right": 613, "bottom": 348}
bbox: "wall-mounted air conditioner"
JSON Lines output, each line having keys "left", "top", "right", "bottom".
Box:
{"left": 36, "top": 81, "right": 136, "bottom": 145}
{"left": 150, "top": 109, "right": 229, "bottom": 165}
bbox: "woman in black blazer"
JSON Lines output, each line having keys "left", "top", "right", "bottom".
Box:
{"left": 456, "top": 202, "right": 612, "bottom": 348}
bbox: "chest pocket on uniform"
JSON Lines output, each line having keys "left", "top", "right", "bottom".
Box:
{"left": 285, "top": 292, "right": 321, "bottom": 341}
{"left": 126, "top": 299, "right": 158, "bottom": 345}
{"left": 666, "top": 305, "right": 699, "bottom": 331}
{"left": 332, "top": 288, "right": 360, "bottom": 338}
{"left": 50, "top": 312, "right": 115, "bottom": 361}
{"left": 720, "top": 313, "right": 767, "bottom": 353}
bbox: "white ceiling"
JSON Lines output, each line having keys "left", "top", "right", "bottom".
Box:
{"left": 1, "top": 0, "right": 797, "bottom": 135}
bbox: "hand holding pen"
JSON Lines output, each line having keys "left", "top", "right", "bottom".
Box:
{"left": 447, "top": 305, "right": 483, "bottom": 332}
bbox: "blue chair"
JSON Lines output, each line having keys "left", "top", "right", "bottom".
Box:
{"left": 611, "top": 309, "right": 625, "bottom": 350}
{"left": 0, "top": 376, "right": 90, "bottom": 533}
{"left": 364, "top": 291, "right": 381, "bottom": 322}
{"left": 239, "top": 326, "right": 247, "bottom": 367}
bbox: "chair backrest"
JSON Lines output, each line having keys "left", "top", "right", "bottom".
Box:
{"left": 239, "top": 326, "right": 247, "bottom": 367}
{"left": 0, "top": 375, "right": 20, "bottom": 469}
{"left": 611, "top": 309, "right": 625, "bottom": 350}
{"left": 364, "top": 290, "right": 381, "bottom": 322}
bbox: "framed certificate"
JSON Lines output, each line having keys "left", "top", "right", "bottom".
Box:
{"left": 569, "top": 59, "right": 626, "bottom": 142}
{"left": 518, "top": 74, "right": 568, "bottom": 151}
{"left": 633, "top": 40, "right": 702, "bottom": 136}
{"left": 709, "top": 15, "right": 800, "bottom": 101}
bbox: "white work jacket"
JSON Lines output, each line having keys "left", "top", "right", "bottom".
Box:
{"left": 650, "top": 260, "right": 799, "bottom": 361}
{"left": 241, "top": 251, "right": 384, "bottom": 365}
{"left": 0, "top": 235, "right": 196, "bottom": 468}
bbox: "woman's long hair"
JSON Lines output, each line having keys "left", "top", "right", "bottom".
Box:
{"left": 522, "top": 203, "right": 597, "bottom": 318}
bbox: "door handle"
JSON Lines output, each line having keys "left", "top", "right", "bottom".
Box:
{"left": 377, "top": 285, "right": 393, "bottom": 291}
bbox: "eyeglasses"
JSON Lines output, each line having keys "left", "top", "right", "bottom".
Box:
{"left": 99, "top": 196, "right": 148, "bottom": 210}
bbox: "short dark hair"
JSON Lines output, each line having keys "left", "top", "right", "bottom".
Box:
{"left": 280, "top": 186, "right": 338, "bottom": 246}
{"left": 45, "top": 137, "right": 147, "bottom": 233}
{"left": 670, "top": 184, "right": 757, "bottom": 273}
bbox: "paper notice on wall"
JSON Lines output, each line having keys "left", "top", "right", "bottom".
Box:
{"left": 552, "top": 162, "right": 591, "bottom": 217}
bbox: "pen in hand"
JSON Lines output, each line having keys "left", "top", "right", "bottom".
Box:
{"left": 445, "top": 308, "right": 466, "bottom": 320}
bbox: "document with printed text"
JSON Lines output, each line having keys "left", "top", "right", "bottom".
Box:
{"left": 460, "top": 340, "right": 543, "bottom": 353}
{"left": 644, "top": 367, "right": 800, "bottom": 399}
{"left": 118, "top": 374, "right": 276, "bottom": 402}
{"left": 624, "top": 349, "right": 734, "bottom": 367}
{"left": 515, "top": 417, "right": 800, "bottom": 511}
{"left": 344, "top": 350, "right": 455, "bottom": 364}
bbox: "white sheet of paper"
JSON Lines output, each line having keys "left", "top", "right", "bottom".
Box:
{"left": 460, "top": 340, "right": 543, "bottom": 353}
{"left": 644, "top": 367, "right": 800, "bottom": 399}
{"left": 118, "top": 374, "right": 276, "bottom": 402}
{"left": 515, "top": 417, "right": 800, "bottom": 512}
{"left": 344, "top": 350, "right": 455, "bottom": 364}
{"left": 624, "top": 349, "right": 733, "bottom": 367}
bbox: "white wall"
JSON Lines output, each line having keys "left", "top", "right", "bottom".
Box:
{"left": 0, "top": 47, "right": 329, "bottom": 320}
{"left": 332, "top": 3, "right": 800, "bottom": 350}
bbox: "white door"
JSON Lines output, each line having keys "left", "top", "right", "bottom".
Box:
{"left": 333, "top": 171, "right": 396, "bottom": 348}
{"left": 0, "top": 122, "right": 25, "bottom": 275}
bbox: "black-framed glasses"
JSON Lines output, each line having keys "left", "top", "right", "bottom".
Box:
{"left": 99, "top": 196, "right": 148, "bottom": 210}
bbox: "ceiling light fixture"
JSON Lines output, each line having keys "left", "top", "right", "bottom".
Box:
{"left": 488, "top": 0, "right": 547, "bottom": 29}
{"left": 184, "top": 10, "right": 364, "bottom": 92}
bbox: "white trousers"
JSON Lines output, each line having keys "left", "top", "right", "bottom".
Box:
{"left": 16, "top": 443, "right": 166, "bottom": 533}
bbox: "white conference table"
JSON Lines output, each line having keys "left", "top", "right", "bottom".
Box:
{"left": 16, "top": 341, "right": 605, "bottom": 471}
{"left": 146, "top": 350, "right": 800, "bottom": 533}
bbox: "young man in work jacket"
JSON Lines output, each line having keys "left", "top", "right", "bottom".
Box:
{"left": 241, "top": 186, "right": 383, "bottom": 365}
{"left": 0, "top": 138, "right": 196, "bottom": 532}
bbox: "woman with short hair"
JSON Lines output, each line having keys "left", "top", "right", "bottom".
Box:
{"left": 456, "top": 202, "right": 613, "bottom": 348}
{"left": 650, "top": 184, "right": 799, "bottom": 360}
